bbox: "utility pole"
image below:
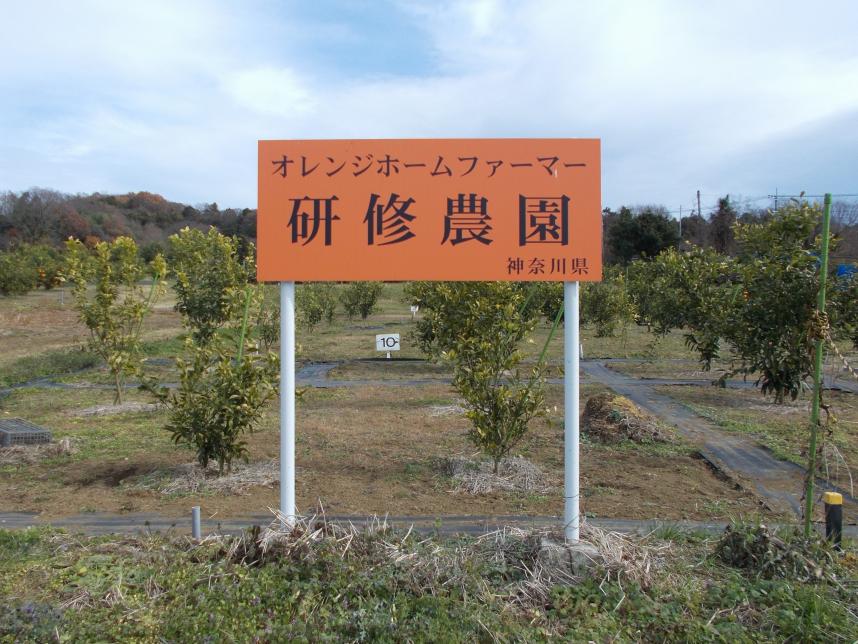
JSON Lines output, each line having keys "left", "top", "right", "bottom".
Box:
{"left": 678, "top": 205, "right": 682, "bottom": 248}
{"left": 697, "top": 190, "right": 702, "bottom": 221}
{"left": 766, "top": 189, "right": 781, "bottom": 213}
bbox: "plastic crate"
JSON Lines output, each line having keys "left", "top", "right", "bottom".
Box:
{"left": 0, "top": 418, "right": 52, "bottom": 447}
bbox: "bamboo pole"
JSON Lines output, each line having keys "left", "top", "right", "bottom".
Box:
{"left": 804, "top": 193, "right": 832, "bottom": 537}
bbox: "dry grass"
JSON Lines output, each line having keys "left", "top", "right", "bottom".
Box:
{"left": 582, "top": 392, "right": 674, "bottom": 444}
{"left": 131, "top": 459, "right": 281, "bottom": 496}
{"left": 75, "top": 402, "right": 162, "bottom": 417}
{"left": 426, "top": 403, "right": 467, "bottom": 417}
{"left": 224, "top": 509, "right": 664, "bottom": 609}
{"left": 441, "top": 455, "right": 556, "bottom": 495}
{"left": 0, "top": 438, "right": 74, "bottom": 466}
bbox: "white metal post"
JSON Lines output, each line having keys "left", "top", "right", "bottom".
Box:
{"left": 564, "top": 281, "right": 580, "bottom": 541}
{"left": 191, "top": 505, "right": 201, "bottom": 540}
{"left": 280, "top": 281, "right": 296, "bottom": 526}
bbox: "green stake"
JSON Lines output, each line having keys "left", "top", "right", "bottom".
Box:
{"left": 804, "top": 192, "right": 832, "bottom": 537}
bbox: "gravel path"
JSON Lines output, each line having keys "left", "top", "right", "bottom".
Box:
{"left": 2, "top": 510, "right": 854, "bottom": 538}
{"left": 580, "top": 361, "right": 856, "bottom": 517}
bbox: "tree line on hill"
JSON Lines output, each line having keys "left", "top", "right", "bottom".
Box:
{"left": 0, "top": 188, "right": 256, "bottom": 259}
{"left": 3, "top": 187, "right": 856, "bottom": 267}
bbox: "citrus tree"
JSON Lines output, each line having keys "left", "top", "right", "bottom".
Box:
{"left": 724, "top": 201, "right": 833, "bottom": 401}
{"left": 296, "top": 282, "right": 338, "bottom": 329}
{"left": 168, "top": 227, "right": 254, "bottom": 345}
{"left": 625, "top": 201, "right": 841, "bottom": 402}
{"left": 829, "top": 265, "right": 858, "bottom": 350}
{"left": 519, "top": 274, "right": 634, "bottom": 339}
{"left": 407, "top": 282, "right": 542, "bottom": 359}
{"left": 65, "top": 236, "right": 167, "bottom": 404}
{"left": 0, "top": 246, "right": 39, "bottom": 295}
{"left": 255, "top": 284, "right": 281, "bottom": 352}
{"left": 0, "top": 244, "right": 64, "bottom": 295}
{"left": 28, "top": 244, "right": 65, "bottom": 290}
{"left": 628, "top": 246, "right": 734, "bottom": 369}
{"left": 407, "top": 281, "right": 550, "bottom": 471}
{"left": 146, "top": 286, "right": 278, "bottom": 474}
{"left": 580, "top": 267, "right": 635, "bottom": 338}
{"left": 340, "top": 281, "right": 384, "bottom": 320}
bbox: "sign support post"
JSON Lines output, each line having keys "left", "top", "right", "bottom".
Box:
{"left": 564, "top": 281, "right": 580, "bottom": 541}
{"left": 280, "top": 281, "right": 296, "bottom": 527}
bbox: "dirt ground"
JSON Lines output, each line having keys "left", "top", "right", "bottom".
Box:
{"left": 0, "top": 285, "right": 775, "bottom": 524}
{"left": 0, "top": 380, "right": 765, "bottom": 522}
{"left": 0, "top": 288, "right": 182, "bottom": 370}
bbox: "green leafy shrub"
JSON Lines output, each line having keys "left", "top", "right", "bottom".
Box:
{"left": 406, "top": 281, "right": 551, "bottom": 471}
{"left": 146, "top": 287, "right": 278, "bottom": 474}
{"left": 628, "top": 246, "right": 734, "bottom": 368}
{"left": 65, "top": 236, "right": 167, "bottom": 404}
{"left": 169, "top": 227, "right": 254, "bottom": 345}
{"left": 157, "top": 339, "right": 277, "bottom": 474}
{"left": 581, "top": 267, "right": 635, "bottom": 337}
{"left": 340, "top": 281, "right": 384, "bottom": 320}
{"left": 296, "top": 282, "right": 338, "bottom": 329}
{"left": 0, "top": 244, "right": 64, "bottom": 295}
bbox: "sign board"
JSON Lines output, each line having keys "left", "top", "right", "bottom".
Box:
{"left": 257, "top": 139, "right": 601, "bottom": 282}
{"left": 375, "top": 333, "right": 400, "bottom": 352}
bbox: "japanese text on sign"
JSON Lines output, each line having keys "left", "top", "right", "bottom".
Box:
{"left": 258, "top": 139, "right": 601, "bottom": 281}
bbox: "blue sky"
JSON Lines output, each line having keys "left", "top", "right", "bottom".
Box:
{"left": 2, "top": 0, "right": 857, "bottom": 214}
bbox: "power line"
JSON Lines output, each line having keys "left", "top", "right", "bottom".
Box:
{"left": 768, "top": 193, "right": 858, "bottom": 199}
{"left": 607, "top": 193, "right": 858, "bottom": 219}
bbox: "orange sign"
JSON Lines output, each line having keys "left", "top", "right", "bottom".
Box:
{"left": 257, "top": 139, "right": 601, "bottom": 281}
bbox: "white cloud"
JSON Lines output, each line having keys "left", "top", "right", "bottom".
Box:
{"left": 222, "top": 66, "right": 316, "bottom": 116}
{"left": 1, "top": 0, "right": 857, "bottom": 210}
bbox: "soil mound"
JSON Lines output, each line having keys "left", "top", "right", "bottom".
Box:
{"left": 582, "top": 393, "right": 672, "bottom": 444}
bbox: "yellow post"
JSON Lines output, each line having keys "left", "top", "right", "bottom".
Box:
{"left": 823, "top": 491, "right": 843, "bottom": 549}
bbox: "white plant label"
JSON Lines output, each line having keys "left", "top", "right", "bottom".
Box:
{"left": 375, "top": 333, "right": 400, "bottom": 352}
